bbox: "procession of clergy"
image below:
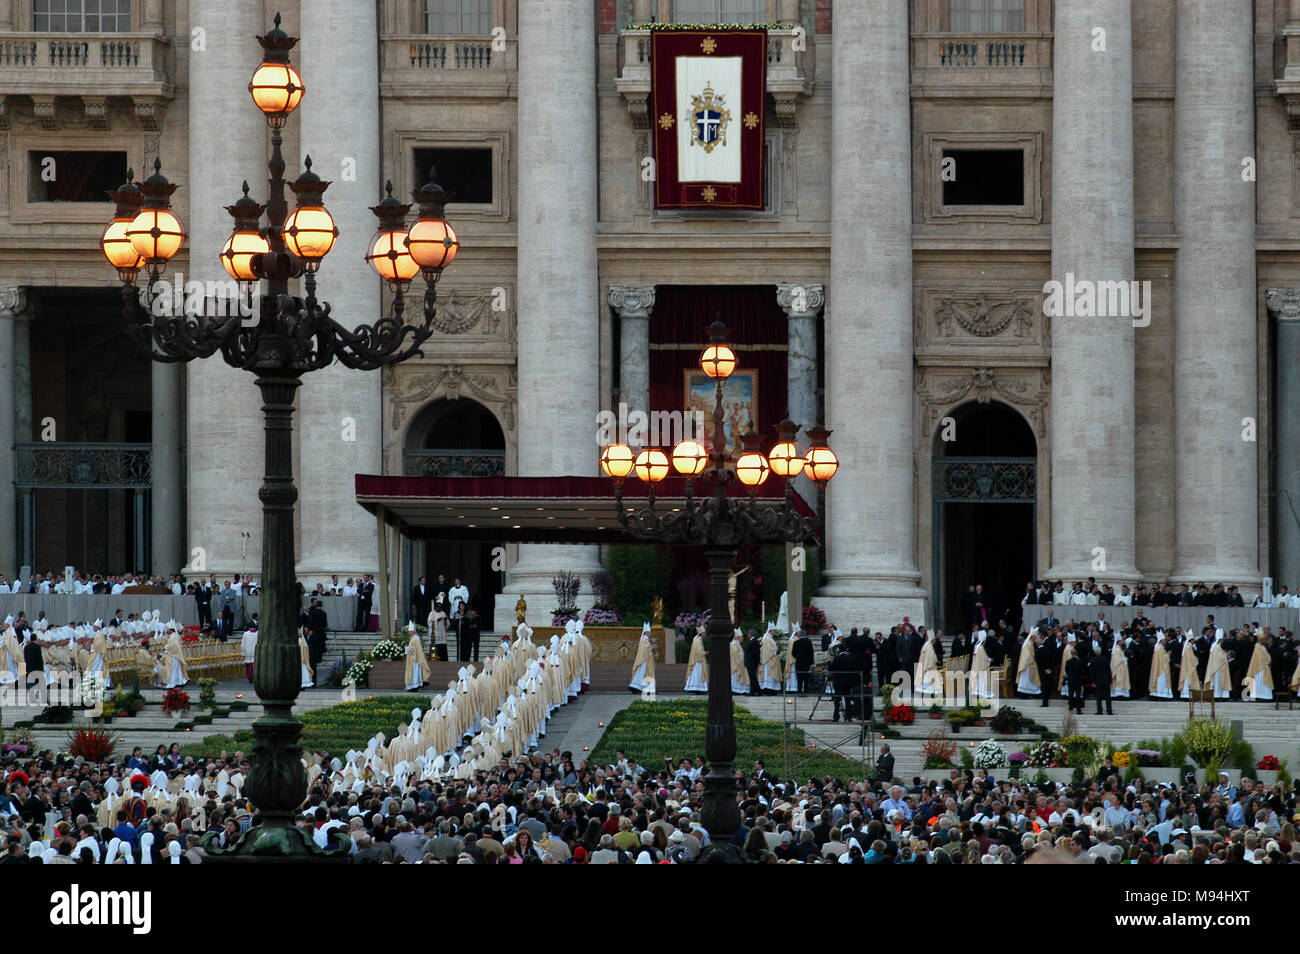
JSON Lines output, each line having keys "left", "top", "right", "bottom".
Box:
{"left": 640, "top": 615, "right": 1300, "bottom": 705}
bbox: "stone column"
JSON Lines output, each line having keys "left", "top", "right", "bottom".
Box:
{"left": 13, "top": 307, "right": 30, "bottom": 443}
{"left": 297, "top": 0, "right": 383, "bottom": 584}
{"left": 0, "top": 286, "right": 22, "bottom": 578}
{"left": 1170, "top": 0, "right": 1259, "bottom": 586}
{"left": 1269, "top": 289, "right": 1300, "bottom": 589}
{"left": 1046, "top": 0, "right": 1139, "bottom": 582}
{"left": 151, "top": 362, "right": 184, "bottom": 573}
{"left": 140, "top": 0, "right": 164, "bottom": 33}
{"left": 817, "top": 1, "right": 927, "bottom": 626}
{"left": 777, "top": 282, "right": 822, "bottom": 507}
{"left": 186, "top": 0, "right": 267, "bottom": 579}
{"left": 499, "top": 0, "right": 603, "bottom": 628}
{"left": 609, "top": 284, "right": 654, "bottom": 422}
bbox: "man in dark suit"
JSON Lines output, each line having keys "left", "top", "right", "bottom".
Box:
{"left": 791, "top": 628, "right": 814, "bottom": 693}
{"left": 1035, "top": 636, "right": 1057, "bottom": 708}
{"left": 1037, "top": 610, "right": 1061, "bottom": 630}
{"left": 355, "top": 574, "right": 374, "bottom": 631}
{"left": 1064, "top": 650, "right": 1086, "bottom": 714}
{"left": 1088, "top": 646, "right": 1113, "bottom": 714}
{"left": 213, "top": 609, "right": 233, "bottom": 642}
{"left": 308, "top": 598, "right": 329, "bottom": 672}
{"left": 410, "top": 577, "right": 432, "bottom": 629}
{"left": 463, "top": 606, "right": 482, "bottom": 661}
{"left": 194, "top": 581, "right": 212, "bottom": 628}
{"left": 875, "top": 744, "right": 895, "bottom": 782}
{"left": 828, "top": 646, "right": 857, "bottom": 722}
{"left": 743, "top": 630, "right": 762, "bottom": 696}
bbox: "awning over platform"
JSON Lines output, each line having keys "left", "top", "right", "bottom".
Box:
{"left": 354, "top": 474, "right": 816, "bottom": 544}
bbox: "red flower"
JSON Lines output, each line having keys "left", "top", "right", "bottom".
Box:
{"left": 1256, "top": 755, "right": 1280, "bottom": 771}
{"left": 884, "top": 703, "right": 915, "bottom": 726}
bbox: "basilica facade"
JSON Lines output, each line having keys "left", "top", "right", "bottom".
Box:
{"left": 1, "top": 0, "right": 1297, "bottom": 632}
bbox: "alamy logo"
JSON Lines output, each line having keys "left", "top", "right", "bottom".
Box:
{"left": 1042, "top": 272, "right": 1152, "bottom": 327}
{"left": 50, "top": 886, "right": 151, "bottom": 934}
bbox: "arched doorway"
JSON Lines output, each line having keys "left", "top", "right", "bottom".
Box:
{"left": 403, "top": 398, "right": 506, "bottom": 631}
{"left": 932, "top": 401, "right": 1036, "bottom": 634}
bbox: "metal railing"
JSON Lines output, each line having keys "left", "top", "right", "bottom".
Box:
{"left": 403, "top": 448, "right": 505, "bottom": 478}
{"left": 15, "top": 443, "right": 152, "bottom": 489}
{"left": 932, "top": 456, "right": 1036, "bottom": 503}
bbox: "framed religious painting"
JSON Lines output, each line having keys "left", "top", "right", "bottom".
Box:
{"left": 683, "top": 369, "right": 758, "bottom": 458}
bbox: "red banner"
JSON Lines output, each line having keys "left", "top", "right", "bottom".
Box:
{"left": 652, "top": 30, "right": 767, "bottom": 210}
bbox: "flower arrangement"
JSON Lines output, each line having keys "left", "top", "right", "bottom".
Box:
{"left": 801, "top": 604, "right": 827, "bottom": 632}
{"left": 345, "top": 657, "right": 372, "bottom": 687}
{"left": 162, "top": 688, "right": 190, "bottom": 715}
{"left": 674, "top": 610, "right": 709, "bottom": 633}
{"left": 989, "top": 706, "right": 1026, "bottom": 734}
{"left": 551, "top": 571, "right": 581, "bottom": 625}
{"left": 75, "top": 673, "right": 106, "bottom": 711}
{"left": 181, "top": 633, "right": 200, "bottom": 644}
{"left": 583, "top": 607, "right": 622, "bottom": 626}
{"left": 1132, "top": 749, "right": 1164, "bottom": 767}
{"left": 1257, "top": 754, "right": 1281, "bottom": 771}
{"left": 1059, "top": 734, "right": 1099, "bottom": 768}
{"left": 1008, "top": 752, "right": 1029, "bottom": 765}
{"left": 922, "top": 728, "right": 957, "bottom": 769}
{"left": 884, "top": 703, "right": 915, "bottom": 726}
{"left": 1025, "top": 740, "right": 1063, "bottom": 768}
{"left": 112, "top": 686, "right": 143, "bottom": 717}
{"left": 973, "top": 739, "right": 1008, "bottom": 769}
{"left": 1111, "top": 750, "right": 1131, "bottom": 768}
{"left": 1, "top": 727, "right": 34, "bottom": 758}
{"left": 370, "top": 639, "right": 404, "bottom": 661}
{"left": 197, "top": 677, "right": 218, "bottom": 710}
{"left": 1179, "top": 719, "right": 1234, "bottom": 769}
{"left": 67, "top": 727, "right": 117, "bottom": 762}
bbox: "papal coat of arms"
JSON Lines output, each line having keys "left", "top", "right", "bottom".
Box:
{"left": 687, "top": 82, "right": 731, "bottom": 154}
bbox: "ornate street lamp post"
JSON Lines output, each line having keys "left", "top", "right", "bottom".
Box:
{"left": 600, "top": 320, "right": 837, "bottom": 863}
{"left": 102, "top": 13, "right": 457, "bottom": 860}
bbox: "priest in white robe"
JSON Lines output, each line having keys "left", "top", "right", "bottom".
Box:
{"left": 969, "top": 629, "right": 994, "bottom": 699}
{"left": 684, "top": 631, "right": 708, "bottom": 693}
{"left": 1242, "top": 635, "right": 1273, "bottom": 702}
{"left": 730, "top": 629, "right": 750, "bottom": 695}
{"left": 758, "top": 623, "right": 782, "bottom": 692}
{"left": 1110, "top": 637, "right": 1131, "bottom": 699}
{"left": 1016, "top": 630, "right": 1041, "bottom": 696}
{"left": 240, "top": 622, "right": 258, "bottom": 682}
{"left": 298, "top": 630, "right": 315, "bottom": 688}
{"left": 159, "top": 630, "right": 189, "bottom": 689}
{"left": 404, "top": 623, "right": 431, "bottom": 691}
{"left": 1178, "top": 636, "right": 1201, "bottom": 699}
{"left": 1148, "top": 635, "right": 1173, "bottom": 699}
{"left": 1204, "top": 634, "right": 1231, "bottom": 700}
{"left": 628, "top": 622, "right": 655, "bottom": 694}
{"left": 914, "top": 633, "right": 941, "bottom": 699}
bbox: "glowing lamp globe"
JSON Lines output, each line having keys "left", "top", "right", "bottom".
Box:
{"left": 126, "top": 207, "right": 185, "bottom": 263}
{"left": 283, "top": 205, "right": 337, "bottom": 265}
{"left": 101, "top": 218, "right": 143, "bottom": 278}
{"left": 633, "top": 449, "right": 670, "bottom": 483}
{"left": 736, "top": 451, "right": 771, "bottom": 487}
{"left": 249, "top": 61, "right": 304, "bottom": 125}
{"left": 768, "top": 440, "right": 803, "bottom": 478}
{"left": 220, "top": 229, "right": 269, "bottom": 282}
{"left": 699, "top": 343, "right": 736, "bottom": 379}
{"left": 599, "top": 443, "right": 635, "bottom": 480}
{"left": 366, "top": 229, "right": 420, "bottom": 283}
{"left": 803, "top": 446, "right": 839, "bottom": 483}
{"left": 405, "top": 216, "right": 459, "bottom": 271}
{"left": 671, "top": 440, "right": 708, "bottom": 476}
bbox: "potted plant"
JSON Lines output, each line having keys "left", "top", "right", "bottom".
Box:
{"left": 928, "top": 703, "right": 944, "bottom": 720}
{"left": 946, "top": 709, "right": 966, "bottom": 733}
{"left": 162, "top": 687, "right": 190, "bottom": 716}
{"left": 367, "top": 639, "right": 406, "bottom": 690}
{"left": 197, "top": 677, "right": 218, "bottom": 710}
{"left": 884, "top": 703, "right": 915, "bottom": 726}
{"left": 551, "top": 571, "right": 581, "bottom": 626}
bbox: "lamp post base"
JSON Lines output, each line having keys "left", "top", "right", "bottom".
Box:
{"left": 698, "top": 842, "right": 751, "bottom": 864}
{"left": 202, "top": 822, "right": 349, "bottom": 863}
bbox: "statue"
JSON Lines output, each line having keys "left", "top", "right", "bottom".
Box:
{"left": 775, "top": 590, "right": 789, "bottom": 634}
{"left": 515, "top": 595, "right": 527, "bottom": 625}
{"left": 651, "top": 596, "right": 663, "bottom": 627}
{"left": 727, "top": 565, "right": 750, "bottom": 626}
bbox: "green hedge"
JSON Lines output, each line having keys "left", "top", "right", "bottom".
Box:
{"left": 181, "top": 695, "right": 432, "bottom": 760}
{"left": 589, "top": 699, "right": 855, "bottom": 780}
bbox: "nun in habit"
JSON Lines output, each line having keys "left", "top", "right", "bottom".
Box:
{"left": 628, "top": 622, "right": 656, "bottom": 693}
{"left": 684, "top": 631, "right": 708, "bottom": 693}
{"left": 1148, "top": 634, "right": 1173, "bottom": 699}
{"left": 1015, "top": 629, "right": 1041, "bottom": 696}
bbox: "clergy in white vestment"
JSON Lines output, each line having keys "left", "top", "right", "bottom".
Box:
{"left": 759, "top": 623, "right": 782, "bottom": 692}
{"left": 404, "top": 623, "right": 431, "bottom": 691}
{"left": 298, "top": 631, "right": 314, "bottom": 688}
{"left": 684, "top": 631, "right": 708, "bottom": 693}
{"left": 1056, "top": 635, "right": 1077, "bottom": 693}
{"left": 730, "top": 629, "right": 750, "bottom": 695}
{"left": 159, "top": 631, "right": 189, "bottom": 689}
{"left": 1178, "top": 637, "right": 1201, "bottom": 698}
{"left": 783, "top": 625, "right": 802, "bottom": 692}
{"left": 969, "top": 629, "right": 994, "bottom": 699}
{"left": 240, "top": 623, "right": 258, "bottom": 681}
{"left": 1242, "top": 636, "right": 1274, "bottom": 701}
{"left": 628, "top": 622, "right": 656, "bottom": 693}
{"left": 774, "top": 591, "right": 789, "bottom": 634}
{"left": 0, "top": 626, "right": 21, "bottom": 684}
{"left": 85, "top": 627, "right": 113, "bottom": 690}
{"left": 1148, "top": 637, "right": 1173, "bottom": 699}
{"left": 1110, "top": 638, "right": 1131, "bottom": 698}
{"left": 914, "top": 634, "right": 941, "bottom": 698}
{"left": 1015, "top": 630, "right": 1041, "bottom": 695}
{"left": 1204, "top": 635, "right": 1231, "bottom": 699}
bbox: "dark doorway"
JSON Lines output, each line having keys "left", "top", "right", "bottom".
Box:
{"left": 933, "top": 401, "right": 1036, "bottom": 634}
{"left": 403, "top": 399, "right": 506, "bottom": 630}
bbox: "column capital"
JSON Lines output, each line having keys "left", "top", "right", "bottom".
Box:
{"left": 608, "top": 284, "right": 655, "bottom": 317}
{"left": 1268, "top": 288, "right": 1300, "bottom": 321}
{"left": 0, "top": 285, "right": 26, "bottom": 318}
{"left": 776, "top": 283, "right": 824, "bottom": 317}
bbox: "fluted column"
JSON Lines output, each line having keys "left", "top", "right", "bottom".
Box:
{"left": 297, "top": 0, "right": 382, "bottom": 583}
{"left": 1046, "top": 0, "right": 1138, "bottom": 582}
{"left": 777, "top": 282, "right": 821, "bottom": 506}
{"left": 0, "top": 286, "right": 23, "bottom": 578}
{"left": 1268, "top": 289, "right": 1300, "bottom": 589}
{"left": 818, "top": 1, "right": 927, "bottom": 624}
{"left": 151, "top": 362, "right": 185, "bottom": 574}
{"left": 609, "top": 284, "right": 655, "bottom": 420}
{"left": 186, "top": 0, "right": 267, "bottom": 579}
{"left": 499, "top": 0, "right": 602, "bottom": 627}
{"left": 1170, "top": 0, "right": 1259, "bottom": 585}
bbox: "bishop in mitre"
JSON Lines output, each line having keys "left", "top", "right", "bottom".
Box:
{"left": 730, "top": 629, "right": 750, "bottom": 695}
{"left": 1178, "top": 633, "right": 1201, "bottom": 698}
{"left": 684, "top": 630, "right": 708, "bottom": 693}
{"left": 1110, "top": 635, "right": 1132, "bottom": 699}
{"left": 1203, "top": 632, "right": 1231, "bottom": 699}
{"left": 1148, "top": 634, "right": 1173, "bottom": 699}
{"left": 1015, "top": 629, "right": 1041, "bottom": 696}
{"left": 159, "top": 626, "right": 189, "bottom": 689}
{"left": 1242, "top": 634, "right": 1273, "bottom": 701}
{"left": 914, "top": 631, "right": 941, "bottom": 698}
{"left": 969, "top": 628, "right": 994, "bottom": 700}
{"left": 405, "top": 621, "right": 431, "bottom": 691}
{"left": 758, "top": 622, "right": 782, "bottom": 692}
{"left": 628, "top": 622, "right": 655, "bottom": 694}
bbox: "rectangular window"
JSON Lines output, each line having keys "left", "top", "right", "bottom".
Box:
{"left": 941, "top": 149, "right": 1024, "bottom": 206}
{"left": 28, "top": 150, "right": 127, "bottom": 202}
{"left": 413, "top": 147, "right": 493, "bottom": 205}
{"left": 949, "top": 0, "right": 1025, "bottom": 32}
{"left": 424, "top": 0, "right": 492, "bottom": 35}
{"left": 32, "top": 0, "right": 132, "bottom": 32}
{"left": 672, "top": 0, "right": 766, "bottom": 25}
